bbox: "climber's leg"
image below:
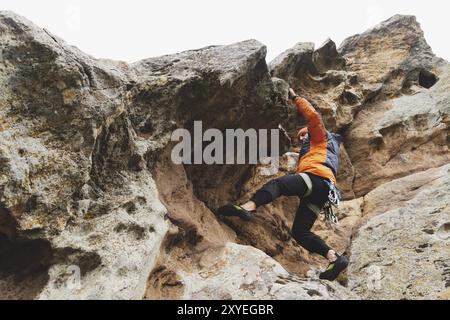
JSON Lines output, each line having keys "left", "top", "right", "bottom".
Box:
{"left": 218, "top": 174, "right": 309, "bottom": 220}
{"left": 291, "top": 201, "right": 349, "bottom": 281}
{"left": 291, "top": 202, "right": 332, "bottom": 258}
{"left": 249, "top": 174, "right": 310, "bottom": 208}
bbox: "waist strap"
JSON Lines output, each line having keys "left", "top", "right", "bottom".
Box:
{"left": 298, "top": 173, "right": 313, "bottom": 197}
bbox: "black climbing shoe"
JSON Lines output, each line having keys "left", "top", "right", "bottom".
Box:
{"left": 217, "top": 204, "right": 253, "bottom": 222}
{"left": 319, "top": 255, "right": 349, "bottom": 281}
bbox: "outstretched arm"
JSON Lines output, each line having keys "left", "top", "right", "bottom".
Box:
{"left": 289, "top": 88, "right": 326, "bottom": 144}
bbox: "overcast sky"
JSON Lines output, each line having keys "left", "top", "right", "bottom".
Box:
{"left": 2, "top": 0, "right": 449, "bottom": 63}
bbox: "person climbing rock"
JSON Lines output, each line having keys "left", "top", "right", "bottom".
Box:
{"left": 218, "top": 88, "right": 348, "bottom": 281}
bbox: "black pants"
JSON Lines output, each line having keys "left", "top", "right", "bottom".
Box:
{"left": 250, "top": 173, "right": 332, "bottom": 258}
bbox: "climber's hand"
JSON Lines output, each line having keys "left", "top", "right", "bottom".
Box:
{"left": 288, "top": 88, "right": 298, "bottom": 101}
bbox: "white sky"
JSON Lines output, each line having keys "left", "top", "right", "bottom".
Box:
{"left": 2, "top": 0, "right": 449, "bottom": 63}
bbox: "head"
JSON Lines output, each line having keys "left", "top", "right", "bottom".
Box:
{"left": 297, "top": 127, "right": 309, "bottom": 143}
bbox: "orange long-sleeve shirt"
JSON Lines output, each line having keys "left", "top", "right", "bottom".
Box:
{"left": 294, "top": 96, "right": 341, "bottom": 185}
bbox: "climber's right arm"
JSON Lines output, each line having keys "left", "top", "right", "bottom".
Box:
{"left": 289, "top": 89, "right": 326, "bottom": 144}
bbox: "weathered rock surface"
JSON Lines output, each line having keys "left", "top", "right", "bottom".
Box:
{"left": 341, "top": 15, "right": 449, "bottom": 196}
{"left": 345, "top": 63, "right": 449, "bottom": 196}
{"left": 165, "top": 242, "right": 357, "bottom": 300}
{"left": 0, "top": 10, "right": 169, "bottom": 299}
{"left": 348, "top": 164, "right": 450, "bottom": 300}
{"left": 0, "top": 11, "right": 288, "bottom": 299}
{"left": 1, "top": 11, "right": 449, "bottom": 300}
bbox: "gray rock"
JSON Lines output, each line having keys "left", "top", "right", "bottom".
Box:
{"left": 180, "top": 242, "right": 357, "bottom": 300}
{"left": 268, "top": 14, "right": 449, "bottom": 199}
{"left": 313, "top": 39, "right": 346, "bottom": 74}
{"left": 269, "top": 42, "right": 316, "bottom": 82}
{"left": 0, "top": 11, "right": 290, "bottom": 299}
{"left": 0, "top": 11, "right": 169, "bottom": 300}
{"left": 345, "top": 63, "right": 450, "bottom": 196}
{"left": 339, "top": 14, "right": 441, "bottom": 93}
{"left": 348, "top": 164, "right": 450, "bottom": 299}
{"left": 1, "top": 10, "right": 448, "bottom": 301}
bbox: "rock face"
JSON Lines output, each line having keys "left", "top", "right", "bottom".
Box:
{"left": 341, "top": 15, "right": 450, "bottom": 196}
{"left": 0, "top": 11, "right": 169, "bottom": 299}
{"left": 0, "top": 11, "right": 449, "bottom": 300}
{"left": 178, "top": 242, "right": 356, "bottom": 300}
{"left": 0, "top": 11, "right": 288, "bottom": 299}
{"left": 348, "top": 165, "right": 450, "bottom": 300}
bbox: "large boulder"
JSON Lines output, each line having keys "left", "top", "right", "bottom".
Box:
{"left": 348, "top": 164, "right": 450, "bottom": 299}
{"left": 0, "top": 11, "right": 288, "bottom": 299}
{"left": 151, "top": 242, "right": 357, "bottom": 300}
{"left": 345, "top": 63, "right": 449, "bottom": 196}
{"left": 341, "top": 15, "right": 450, "bottom": 196}
{"left": 339, "top": 15, "right": 439, "bottom": 96}
{"left": 0, "top": 10, "right": 168, "bottom": 299}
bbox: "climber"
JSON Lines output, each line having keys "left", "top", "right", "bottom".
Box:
{"left": 218, "top": 88, "right": 348, "bottom": 281}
